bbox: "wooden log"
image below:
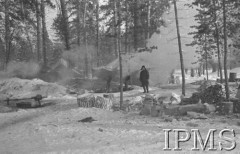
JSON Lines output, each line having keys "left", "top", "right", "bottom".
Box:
{"left": 150, "top": 104, "right": 159, "bottom": 117}
{"left": 77, "top": 94, "right": 94, "bottom": 108}
{"left": 139, "top": 94, "right": 154, "bottom": 116}
{"left": 217, "top": 101, "right": 233, "bottom": 115}
{"left": 140, "top": 103, "right": 151, "bottom": 115}
{"left": 164, "top": 102, "right": 206, "bottom": 116}
{"left": 77, "top": 94, "right": 114, "bottom": 110}
{"left": 164, "top": 105, "right": 180, "bottom": 116}
{"left": 178, "top": 103, "right": 206, "bottom": 115}
{"left": 229, "top": 98, "right": 240, "bottom": 113}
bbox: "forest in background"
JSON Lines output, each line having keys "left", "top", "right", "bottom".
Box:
{"left": 0, "top": 0, "right": 240, "bottom": 97}
{"left": 0, "top": 0, "right": 169, "bottom": 78}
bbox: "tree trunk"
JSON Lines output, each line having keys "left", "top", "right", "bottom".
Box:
{"left": 96, "top": 0, "right": 100, "bottom": 66}
{"left": 147, "top": 0, "right": 151, "bottom": 39}
{"left": 113, "top": 0, "right": 118, "bottom": 57}
{"left": 202, "top": 63, "right": 205, "bottom": 75}
{"left": 198, "top": 66, "right": 202, "bottom": 77}
{"left": 5, "top": 0, "right": 10, "bottom": 67}
{"left": 41, "top": 0, "right": 47, "bottom": 67}
{"left": 204, "top": 34, "right": 209, "bottom": 80}
{"left": 223, "top": 0, "right": 230, "bottom": 100}
{"left": 213, "top": 0, "right": 223, "bottom": 83}
{"left": 133, "top": 0, "right": 140, "bottom": 51}
{"left": 125, "top": 1, "right": 129, "bottom": 54}
{"left": 76, "top": 0, "right": 81, "bottom": 46}
{"left": 36, "top": 0, "right": 42, "bottom": 62}
{"left": 76, "top": 0, "right": 81, "bottom": 70}
{"left": 173, "top": 0, "right": 185, "bottom": 96}
{"left": 83, "top": 0, "right": 88, "bottom": 77}
{"left": 216, "top": 28, "right": 223, "bottom": 82}
{"left": 21, "top": 0, "right": 33, "bottom": 55}
{"left": 60, "top": 0, "right": 70, "bottom": 50}
{"left": 117, "top": 1, "right": 123, "bottom": 109}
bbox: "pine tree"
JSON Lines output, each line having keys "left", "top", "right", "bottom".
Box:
{"left": 223, "top": 0, "right": 229, "bottom": 100}
{"left": 173, "top": 0, "right": 185, "bottom": 96}
{"left": 36, "top": 0, "right": 42, "bottom": 62}
{"left": 60, "top": 0, "right": 70, "bottom": 50}
{"left": 41, "top": 0, "right": 47, "bottom": 67}
{"left": 4, "top": 0, "right": 10, "bottom": 67}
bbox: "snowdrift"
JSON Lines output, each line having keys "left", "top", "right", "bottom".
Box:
{"left": 0, "top": 78, "right": 67, "bottom": 99}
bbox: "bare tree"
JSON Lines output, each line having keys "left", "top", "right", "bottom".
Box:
{"left": 173, "top": 0, "right": 185, "bottom": 96}
{"left": 83, "top": 0, "right": 88, "bottom": 77}
{"left": 213, "top": 0, "right": 223, "bottom": 83}
{"left": 223, "top": 0, "right": 229, "bottom": 100}
{"left": 116, "top": 0, "right": 123, "bottom": 109}
{"left": 133, "top": 0, "right": 140, "bottom": 51}
{"left": 41, "top": 0, "right": 47, "bottom": 67}
{"left": 124, "top": 1, "right": 129, "bottom": 53}
{"left": 147, "top": 0, "right": 151, "bottom": 39}
{"left": 5, "top": 0, "right": 10, "bottom": 67}
{"left": 20, "top": 0, "right": 33, "bottom": 54}
{"left": 204, "top": 34, "right": 209, "bottom": 80}
{"left": 96, "top": 0, "right": 100, "bottom": 66}
{"left": 36, "top": 0, "right": 42, "bottom": 62}
{"left": 60, "top": 0, "right": 70, "bottom": 50}
{"left": 113, "top": 0, "right": 118, "bottom": 57}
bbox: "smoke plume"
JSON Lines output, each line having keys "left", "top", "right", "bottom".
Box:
{"left": 0, "top": 61, "right": 40, "bottom": 79}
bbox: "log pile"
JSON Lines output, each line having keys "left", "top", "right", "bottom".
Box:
{"left": 140, "top": 94, "right": 165, "bottom": 117}
{"left": 216, "top": 101, "right": 233, "bottom": 115}
{"left": 77, "top": 94, "right": 114, "bottom": 110}
{"left": 140, "top": 94, "right": 208, "bottom": 117}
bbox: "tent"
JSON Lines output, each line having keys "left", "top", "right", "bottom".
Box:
{"left": 93, "top": 53, "right": 144, "bottom": 81}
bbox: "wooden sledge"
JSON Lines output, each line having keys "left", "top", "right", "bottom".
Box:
{"left": 5, "top": 94, "right": 46, "bottom": 108}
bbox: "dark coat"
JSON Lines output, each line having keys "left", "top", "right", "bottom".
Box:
{"left": 140, "top": 69, "right": 149, "bottom": 85}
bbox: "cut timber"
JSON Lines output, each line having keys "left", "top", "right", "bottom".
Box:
{"left": 178, "top": 103, "right": 206, "bottom": 115}
{"left": 151, "top": 103, "right": 165, "bottom": 117}
{"left": 164, "top": 103, "right": 206, "bottom": 116}
{"left": 164, "top": 105, "right": 181, "bottom": 116}
{"left": 139, "top": 95, "right": 206, "bottom": 116}
{"left": 204, "top": 103, "right": 216, "bottom": 113}
{"left": 230, "top": 98, "right": 240, "bottom": 113}
{"left": 140, "top": 104, "right": 151, "bottom": 115}
{"left": 77, "top": 94, "right": 114, "bottom": 110}
{"left": 217, "top": 101, "right": 233, "bottom": 115}
{"left": 139, "top": 94, "right": 154, "bottom": 116}
{"left": 187, "top": 112, "right": 208, "bottom": 119}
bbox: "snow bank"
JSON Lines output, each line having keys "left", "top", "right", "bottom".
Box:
{"left": 0, "top": 78, "right": 67, "bottom": 99}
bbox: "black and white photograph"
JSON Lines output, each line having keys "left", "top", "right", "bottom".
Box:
{"left": 0, "top": 0, "right": 239, "bottom": 153}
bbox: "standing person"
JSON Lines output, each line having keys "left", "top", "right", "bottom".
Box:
{"left": 140, "top": 66, "right": 149, "bottom": 93}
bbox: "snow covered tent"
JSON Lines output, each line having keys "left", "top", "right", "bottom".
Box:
{"left": 92, "top": 52, "right": 165, "bottom": 86}
{"left": 92, "top": 53, "right": 146, "bottom": 86}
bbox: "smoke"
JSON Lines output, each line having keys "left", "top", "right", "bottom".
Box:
{"left": 0, "top": 61, "right": 40, "bottom": 79}
{"left": 139, "top": 0, "right": 198, "bottom": 85}
{"left": 56, "top": 45, "right": 97, "bottom": 83}
{"left": 61, "top": 45, "right": 96, "bottom": 69}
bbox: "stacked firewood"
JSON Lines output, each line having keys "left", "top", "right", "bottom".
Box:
{"left": 77, "top": 94, "right": 114, "bottom": 110}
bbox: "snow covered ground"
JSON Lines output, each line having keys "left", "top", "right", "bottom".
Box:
{"left": 0, "top": 81, "right": 240, "bottom": 153}
{"left": 0, "top": 102, "right": 239, "bottom": 153}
